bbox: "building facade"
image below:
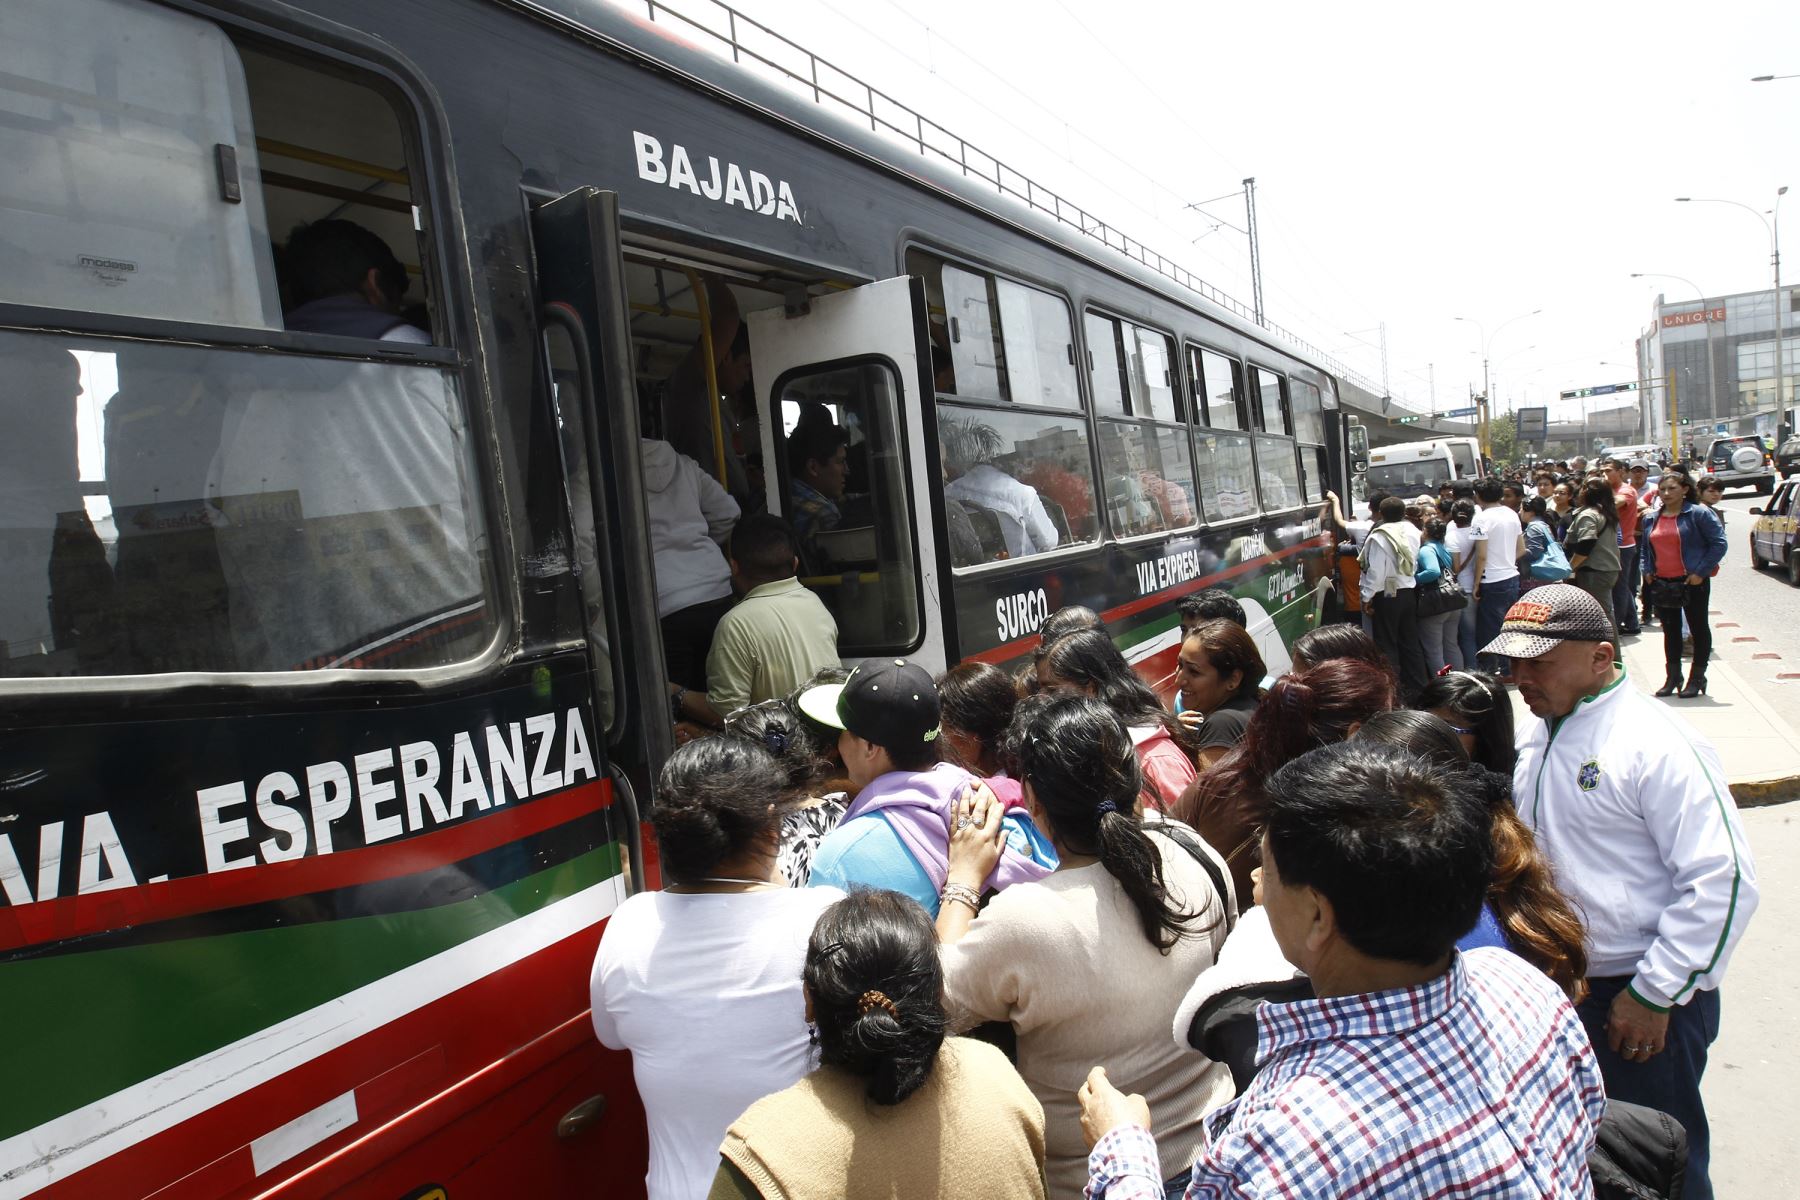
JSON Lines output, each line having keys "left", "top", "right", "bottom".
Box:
{"left": 1637, "top": 284, "right": 1799, "bottom": 456}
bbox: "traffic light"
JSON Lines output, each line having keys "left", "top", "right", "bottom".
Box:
{"left": 1397, "top": 415, "right": 1419, "bottom": 425}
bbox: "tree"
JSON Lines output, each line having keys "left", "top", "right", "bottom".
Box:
{"left": 1487, "top": 416, "right": 1521, "bottom": 467}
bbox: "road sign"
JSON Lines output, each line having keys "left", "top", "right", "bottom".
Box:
{"left": 1516, "top": 407, "right": 1548, "bottom": 441}
{"left": 1438, "top": 406, "right": 1478, "bottom": 419}
{"left": 1559, "top": 380, "right": 1641, "bottom": 400}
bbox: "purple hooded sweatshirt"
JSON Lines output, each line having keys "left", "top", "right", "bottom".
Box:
{"left": 832, "top": 761, "right": 1056, "bottom": 897}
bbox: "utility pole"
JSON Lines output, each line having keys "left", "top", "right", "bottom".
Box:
{"left": 1669, "top": 368, "right": 1679, "bottom": 456}
{"left": 1243, "top": 176, "right": 1264, "bottom": 327}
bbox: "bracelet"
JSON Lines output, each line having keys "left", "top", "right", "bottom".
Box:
{"left": 941, "top": 882, "right": 982, "bottom": 914}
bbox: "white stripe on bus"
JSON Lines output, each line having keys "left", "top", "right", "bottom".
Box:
{"left": 0, "top": 875, "right": 627, "bottom": 1199}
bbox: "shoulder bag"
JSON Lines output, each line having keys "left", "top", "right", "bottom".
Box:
{"left": 1415, "top": 544, "right": 1467, "bottom": 616}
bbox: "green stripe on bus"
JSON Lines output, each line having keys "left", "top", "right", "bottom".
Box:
{"left": 0, "top": 842, "right": 620, "bottom": 1140}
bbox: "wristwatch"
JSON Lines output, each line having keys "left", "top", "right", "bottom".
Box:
{"left": 670, "top": 688, "right": 686, "bottom": 722}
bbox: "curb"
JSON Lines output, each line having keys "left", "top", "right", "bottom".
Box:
{"left": 1731, "top": 776, "right": 1800, "bottom": 808}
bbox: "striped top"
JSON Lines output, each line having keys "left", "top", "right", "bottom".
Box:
{"left": 1086, "top": 948, "right": 1605, "bottom": 1199}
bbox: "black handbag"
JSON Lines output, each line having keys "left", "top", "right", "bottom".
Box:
{"left": 1648, "top": 577, "right": 1689, "bottom": 610}
{"left": 1416, "top": 575, "right": 1467, "bottom": 617}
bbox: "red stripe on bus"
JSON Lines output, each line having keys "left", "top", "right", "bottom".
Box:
{"left": 969, "top": 535, "right": 1329, "bottom": 664}
{"left": 35, "top": 917, "right": 640, "bottom": 1200}
{"left": 0, "top": 780, "right": 611, "bottom": 953}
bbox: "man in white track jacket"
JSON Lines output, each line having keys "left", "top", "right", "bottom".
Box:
{"left": 1487, "top": 583, "right": 1758, "bottom": 1200}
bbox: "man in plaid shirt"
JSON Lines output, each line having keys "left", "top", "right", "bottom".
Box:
{"left": 1080, "top": 741, "right": 1605, "bottom": 1198}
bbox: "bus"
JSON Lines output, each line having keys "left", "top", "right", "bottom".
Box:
{"left": 0, "top": 0, "right": 1359, "bottom": 1195}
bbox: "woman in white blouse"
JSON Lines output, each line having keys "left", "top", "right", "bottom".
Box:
{"left": 935, "top": 694, "right": 1233, "bottom": 1197}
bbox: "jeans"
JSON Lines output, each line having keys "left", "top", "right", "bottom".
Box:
{"left": 1456, "top": 588, "right": 1480, "bottom": 668}
{"left": 1474, "top": 575, "right": 1520, "bottom": 674}
{"left": 1162, "top": 1167, "right": 1193, "bottom": 1199}
{"left": 1613, "top": 544, "right": 1642, "bottom": 633}
{"left": 1655, "top": 575, "right": 1712, "bottom": 686}
{"left": 1369, "top": 589, "right": 1430, "bottom": 699}
{"left": 1578, "top": 976, "right": 1721, "bottom": 1200}
{"left": 1416, "top": 605, "right": 1463, "bottom": 675}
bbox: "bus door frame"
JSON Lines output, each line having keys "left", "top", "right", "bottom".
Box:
{"left": 744, "top": 275, "right": 947, "bottom": 673}
{"left": 527, "top": 186, "right": 669, "bottom": 887}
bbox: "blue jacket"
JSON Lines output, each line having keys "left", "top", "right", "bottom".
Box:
{"left": 1640, "top": 503, "right": 1727, "bottom": 580}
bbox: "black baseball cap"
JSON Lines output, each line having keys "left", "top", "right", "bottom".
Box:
{"left": 1480, "top": 584, "right": 1615, "bottom": 660}
{"left": 796, "top": 657, "right": 941, "bottom": 750}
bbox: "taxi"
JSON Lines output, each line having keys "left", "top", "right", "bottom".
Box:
{"left": 1749, "top": 477, "right": 1800, "bottom": 586}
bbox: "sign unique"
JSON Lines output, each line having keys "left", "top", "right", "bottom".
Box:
{"left": 1660, "top": 308, "right": 1726, "bottom": 329}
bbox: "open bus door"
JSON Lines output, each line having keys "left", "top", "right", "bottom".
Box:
{"left": 745, "top": 277, "right": 948, "bottom": 672}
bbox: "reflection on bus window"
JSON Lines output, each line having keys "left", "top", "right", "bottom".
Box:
{"left": 1192, "top": 346, "right": 1244, "bottom": 431}
{"left": 0, "top": 330, "right": 492, "bottom": 678}
{"left": 1097, "top": 420, "right": 1196, "bottom": 536}
{"left": 1301, "top": 444, "right": 1329, "bottom": 506}
{"left": 1195, "top": 431, "right": 1258, "bottom": 523}
{"left": 1086, "top": 313, "right": 1127, "bottom": 415}
{"left": 939, "top": 404, "right": 1097, "bottom": 561}
{"left": 1291, "top": 380, "right": 1326, "bottom": 444}
{"left": 1253, "top": 368, "right": 1288, "bottom": 434}
{"left": 1255, "top": 435, "right": 1302, "bottom": 510}
{"left": 1127, "top": 326, "right": 1179, "bottom": 422}
{"left": 907, "top": 250, "right": 1079, "bottom": 409}
{"left": 776, "top": 363, "right": 918, "bottom": 653}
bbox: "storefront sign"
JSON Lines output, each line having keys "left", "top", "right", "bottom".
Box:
{"left": 1661, "top": 308, "right": 1726, "bottom": 328}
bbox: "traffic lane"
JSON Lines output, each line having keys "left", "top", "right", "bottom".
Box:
{"left": 1691, "top": 493, "right": 1800, "bottom": 709}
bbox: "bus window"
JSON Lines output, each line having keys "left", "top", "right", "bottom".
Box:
{"left": 1195, "top": 431, "right": 1259, "bottom": 523}
{"left": 1254, "top": 435, "right": 1302, "bottom": 511}
{"left": 1251, "top": 367, "right": 1289, "bottom": 434}
{"left": 1191, "top": 345, "right": 1245, "bottom": 431}
{"left": 777, "top": 362, "right": 919, "bottom": 651}
{"left": 906, "top": 250, "right": 1080, "bottom": 410}
{"left": 997, "top": 280, "right": 1080, "bottom": 409}
{"left": 1291, "top": 381, "right": 1328, "bottom": 504}
{"left": 1127, "top": 326, "right": 1180, "bottom": 423}
{"left": 1096, "top": 420, "right": 1196, "bottom": 537}
{"left": 1301, "top": 444, "right": 1330, "bottom": 506}
{"left": 1085, "top": 313, "right": 1127, "bottom": 415}
{"left": 1, "top": 0, "right": 281, "bottom": 328}
{"left": 939, "top": 403, "right": 1098, "bottom": 561}
{"left": 0, "top": 1, "right": 492, "bottom": 678}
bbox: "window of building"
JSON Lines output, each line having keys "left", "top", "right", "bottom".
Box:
{"left": 0, "top": 0, "right": 493, "bottom": 679}
{"left": 1190, "top": 345, "right": 1244, "bottom": 430}
{"left": 777, "top": 362, "right": 920, "bottom": 650}
{"left": 907, "top": 250, "right": 1081, "bottom": 411}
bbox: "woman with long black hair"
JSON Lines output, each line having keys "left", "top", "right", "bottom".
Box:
{"left": 1563, "top": 477, "right": 1622, "bottom": 642}
{"left": 1642, "top": 466, "right": 1727, "bottom": 697}
{"left": 1036, "top": 627, "right": 1197, "bottom": 810}
{"left": 935, "top": 695, "right": 1231, "bottom": 1198}
{"left": 707, "top": 890, "right": 1047, "bottom": 1199}
{"left": 1414, "top": 669, "right": 1516, "bottom": 775}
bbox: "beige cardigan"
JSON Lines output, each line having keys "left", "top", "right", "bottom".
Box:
{"left": 710, "top": 1037, "right": 1045, "bottom": 1200}
{"left": 939, "top": 833, "right": 1234, "bottom": 1197}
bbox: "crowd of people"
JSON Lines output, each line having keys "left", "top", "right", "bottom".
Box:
{"left": 591, "top": 576, "right": 1757, "bottom": 1199}
{"left": 1325, "top": 451, "right": 1730, "bottom": 703}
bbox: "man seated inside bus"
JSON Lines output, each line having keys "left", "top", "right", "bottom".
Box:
{"left": 280, "top": 219, "right": 430, "bottom": 343}
{"left": 671, "top": 514, "right": 838, "bottom": 730}
{"left": 941, "top": 415, "right": 1058, "bottom": 559}
{"left": 787, "top": 418, "right": 850, "bottom": 540}
{"left": 660, "top": 275, "right": 753, "bottom": 506}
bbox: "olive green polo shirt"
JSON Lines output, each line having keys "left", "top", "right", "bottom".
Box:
{"left": 704, "top": 578, "right": 840, "bottom": 717}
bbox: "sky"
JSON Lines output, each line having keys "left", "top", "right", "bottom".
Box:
{"left": 628, "top": 0, "right": 1799, "bottom": 422}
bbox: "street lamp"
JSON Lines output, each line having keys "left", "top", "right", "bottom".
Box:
{"left": 1454, "top": 309, "right": 1542, "bottom": 455}
{"left": 1631, "top": 271, "right": 1719, "bottom": 437}
{"left": 1674, "top": 189, "right": 1788, "bottom": 431}
{"left": 1751, "top": 73, "right": 1800, "bottom": 82}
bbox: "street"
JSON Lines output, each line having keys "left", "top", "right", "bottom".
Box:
{"left": 1694, "top": 487, "right": 1800, "bottom": 711}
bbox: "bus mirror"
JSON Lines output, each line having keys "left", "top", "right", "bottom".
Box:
{"left": 1348, "top": 424, "right": 1369, "bottom": 473}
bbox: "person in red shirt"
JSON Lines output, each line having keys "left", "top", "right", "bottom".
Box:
{"left": 1604, "top": 458, "right": 1644, "bottom": 636}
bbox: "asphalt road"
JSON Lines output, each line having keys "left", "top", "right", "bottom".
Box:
{"left": 1676, "top": 487, "right": 1800, "bottom": 714}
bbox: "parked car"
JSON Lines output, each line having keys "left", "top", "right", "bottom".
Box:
{"left": 1705, "top": 435, "right": 1777, "bottom": 494}
{"left": 1775, "top": 433, "right": 1800, "bottom": 479}
{"left": 1749, "top": 478, "right": 1800, "bottom": 587}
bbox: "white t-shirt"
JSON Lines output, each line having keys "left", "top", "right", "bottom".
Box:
{"left": 1469, "top": 503, "right": 1523, "bottom": 584}
{"left": 1445, "top": 522, "right": 1478, "bottom": 590}
{"left": 590, "top": 885, "right": 844, "bottom": 1200}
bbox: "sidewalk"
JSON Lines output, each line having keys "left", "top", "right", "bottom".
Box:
{"left": 1508, "top": 632, "right": 1800, "bottom": 807}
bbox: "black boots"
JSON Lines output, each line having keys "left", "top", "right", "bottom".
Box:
{"left": 1655, "top": 676, "right": 1681, "bottom": 698}
{"left": 1680, "top": 669, "right": 1707, "bottom": 699}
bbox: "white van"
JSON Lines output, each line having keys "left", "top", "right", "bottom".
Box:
{"left": 1366, "top": 437, "right": 1483, "bottom": 495}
